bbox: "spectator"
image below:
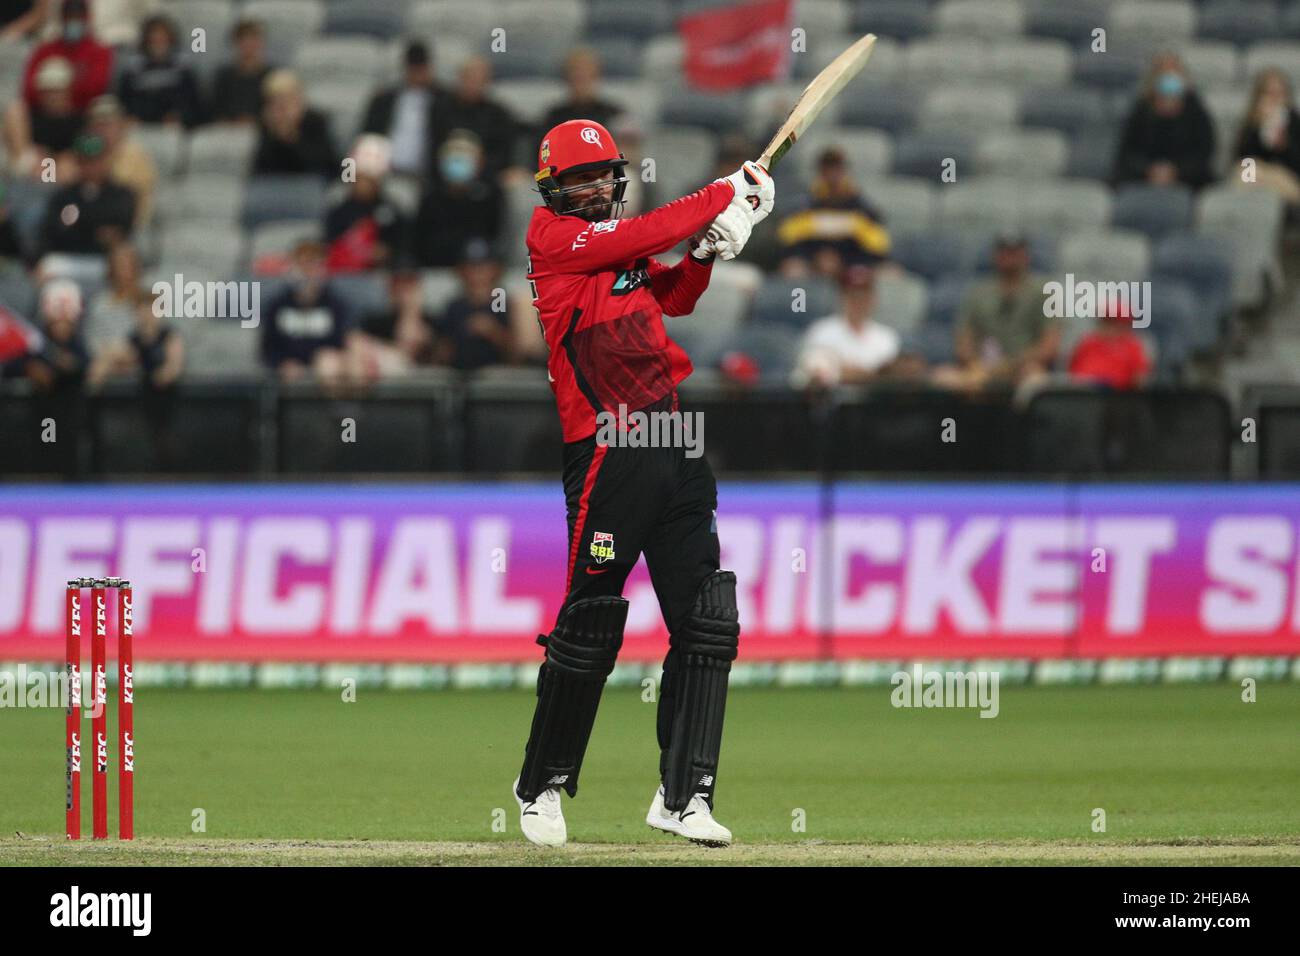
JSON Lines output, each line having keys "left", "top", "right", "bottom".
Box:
{"left": 430, "top": 56, "right": 521, "bottom": 183}
{"left": 1068, "top": 301, "right": 1151, "bottom": 391}
{"left": 38, "top": 133, "right": 135, "bottom": 257}
{"left": 88, "top": 95, "right": 155, "bottom": 229}
{"left": 15, "top": 277, "right": 88, "bottom": 394}
{"left": 539, "top": 48, "right": 624, "bottom": 135}
{"left": 776, "top": 145, "right": 890, "bottom": 278}
{"left": 211, "top": 18, "right": 272, "bottom": 125}
{"left": 261, "top": 240, "right": 364, "bottom": 387}
{"left": 360, "top": 266, "right": 437, "bottom": 373}
{"left": 361, "top": 40, "right": 441, "bottom": 179}
{"left": 324, "top": 134, "right": 409, "bottom": 273}
{"left": 83, "top": 240, "right": 141, "bottom": 356}
{"left": 87, "top": 286, "right": 183, "bottom": 393}
{"left": 434, "top": 238, "right": 515, "bottom": 370}
{"left": 943, "top": 232, "right": 1056, "bottom": 391}
{"left": 609, "top": 114, "right": 655, "bottom": 215}
{"left": 414, "top": 130, "right": 503, "bottom": 267}
{"left": 1235, "top": 67, "right": 1300, "bottom": 210}
{"left": 116, "top": 14, "right": 203, "bottom": 127}
{"left": 253, "top": 69, "right": 339, "bottom": 178}
{"left": 4, "top": 56, "right": 83, "bottom": 178}
{"left": 1113, "top": 52, "right": 1215, "bottom": 190}
{"left": 791, "top": 261, "right": 910, "bottom": 388}
{"left": 21, "top": 0, "right": 113, "bottom": 113}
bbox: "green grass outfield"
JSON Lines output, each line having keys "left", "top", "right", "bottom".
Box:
{"left": 2, "top": 684, "right": 1299, "bottom": 866}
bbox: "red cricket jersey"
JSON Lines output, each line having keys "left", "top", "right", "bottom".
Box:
{"left": 526, "top": 180, "right": 734, "bottom": 442}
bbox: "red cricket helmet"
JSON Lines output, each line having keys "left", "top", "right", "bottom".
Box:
{"left": 535, "top": 119, "right": 629, "bottom": 219}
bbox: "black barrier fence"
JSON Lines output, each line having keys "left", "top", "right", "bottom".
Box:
{"left": 0, "top": 375, "right": 1245, "bottom": 479}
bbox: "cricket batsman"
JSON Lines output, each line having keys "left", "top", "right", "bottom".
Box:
{"left": 512, "top": 119, "right": 774, "bottom": 847}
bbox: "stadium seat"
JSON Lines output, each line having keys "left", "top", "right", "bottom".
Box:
{"left": 659, "top": 88, "right": 747, "bottom": 134}
{"left": 926, "top": 275, "right": 972, "bottom": 328}
{"left": 1244, "top": 41, "right": 1300, "bottom": 84}
{"left": 420, "top": 269, "right": 460, "bottom": 313}
{"left": 132, "top": 126, "right": 185, "bottom": 179}
{"left": 1109, "top": 1, "right": 1198, "bottom": 46}
{"left": 729, "top": 320, "right": 802, "bottom": 383}
{"left": 889, "top": 231, "right": 972, "bottom": 282}
{"left": 500, "top": 0, "right": 587, "bottom": 47}
{"left": 849, "top": 1, "right": 934, "bottom": 41}
{"left": 242, "top": 0, "right": 326, "bottom": 63}
{"left": 873, "top": 272, "right": 928, "bottom": 335}
{"left": 1065, "top": 125, "right": 1120, "bottom": 181}
{"left": 1147, "top": 273, "right": 1215, "bottom": 354}
{"left": 836, "top": 83, "right": 917, "bottom": 134}
{"left": 918, "top": 85, "right": 1019, "bottom": 134}
{"left": 0, "top": 268, "right": 38, "bottom": 319}
{"left": 1111, "top": 185, "right": 1193, "bottom": 241}
{"left": 790, "top": 0, "right": 852, "bottom": 38}
{"left": 892, "top": 131, "right": 976, "bottom": 179}
{"left": 904, "top": 38, "right": 990, "bottom": 83}
{"left": 584, "top": 0, "right": 673, "bottom": 42}
{"left": 642, "top": 35, "right": 683, "bottom": 85}
{"left": 751, "top": 276, "right": 840, "bottom": 329}
{"left": 935, "top": 177, "right": 1026, "bottom": 233}
{"left": 183, "top": 317, "right": 262, "bottom": 378}
{"left": 795, "top": 34, "right": 903, "bottom": 83}
{"left": 1195, "top": 184, "right": 1286, "bottom": 308}
{"left": 1072, "top": 49, "right": 1146, "bottom": 92}
{"left": 332, "top": 273, "right": 390, "bottom": 319}
{"left": 1023, "top": 0, "right": 1109, "bottom": 44}
{"left": 186, "top": 125, "right": 257, "bottom": 176}
{"left": 156, "top": 175, "right": 246, "bottom": 226}
{"left": 1018, "top": 179, "right": 1112, "bottom": 235}
{"left": 1285, "top": 1, "right": 1300, "bottom": 38}
{"left": 322, "top": 0, "right": 408, "bottom": 40}
{"left": 1177, "top": 42, "right": 1241, "bottom": 89}
{"left": 584, "top": 37, "right": 646, "bottom": 80}
{"left": 975, "top": 129, "right": 1069, "bottom": 178}
{"left": 243, "top": 175, "right": 328, "bottom": 229}
{"left": 489, "top": 81, "right": 568, "bottom": 128}
{"left": 663, "top": 284, "right": 745, "bottom": 368}
{"left": 599, "top": 79, "right": 662, "bottom": 127}
{"left": 249, "top": 219, "right": 322, "bottom": 263}
{"left": 786, "top": 127, "right": 893, "bottom": 183}
{"left": 1152, "top": 232, "right": 1234, "bottom": 325}
{"left": 409, "top": 0, "right": 500, "bottom": 47}
{"left": 171, "top": 0, "right": 237, "bottom": 40}
{"left": 748, "top": 82, "right": 844, "bottom": 142}
{"left": 491, "top": 46, "right": 567, "bottom": 81}
{"left": 858, "top": 176, "right": 935, "bottom": 232}
{"left": 934, "top": 0, "right": 1025, "bottom": 40}
{"left": 294, "top": 37, "right": 386, "bottom": 89}
{"left": 305, "top": 77, "right": 371, "bottom": 145}
{"left": 985, "top": 39, "right": 1073, "bottom": 86}
{"left": 640, "top": 127, "right": 716, "bottom": 203}
{"left": 155, "top": 223, "right": 245, "bottom": 278}
{"left": 1019, "top": 85, "right": 1108, "bottom": 133}
{"left": 1058, "top": 229, "right": 1151, "bottom": 279}
{"left": 1198, "top": 1, "right": 1279, "bottom": 46}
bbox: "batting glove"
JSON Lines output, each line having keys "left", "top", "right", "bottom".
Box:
{"left": 707, "top": 202, "right": 753, "bottom": 261}
{"left": 716, "top": 160, "right": 775, "bottom": 226}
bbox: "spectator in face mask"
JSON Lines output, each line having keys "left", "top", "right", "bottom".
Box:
{"left": 21, "top": 0, "right": 113, "bottom": 113}
{"left": 413, "top": 129, "right": 503, "bottom": 268}
{"left": 117, "top": 14, "right": 204, "bottom": 127}
{"left": 1113, "top": 52, "right": 1215, "bottom": 190}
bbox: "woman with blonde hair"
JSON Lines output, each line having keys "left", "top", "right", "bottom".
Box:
{"left": 1235, "top": 67, "right": 1300, "bottom": 207}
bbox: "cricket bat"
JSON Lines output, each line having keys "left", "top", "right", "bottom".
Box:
{"left": 706, "top": 34, "right": 876, "bottom": 249}
{"left": 759, "top": 33, "right": 877, "bottom": 173}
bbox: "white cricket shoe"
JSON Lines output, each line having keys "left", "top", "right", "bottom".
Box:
{"left": 646, "top": 785, "right": 732, "bottom": 847}
{"left": 513, "top": 777, "right": 566, "bottom": 847}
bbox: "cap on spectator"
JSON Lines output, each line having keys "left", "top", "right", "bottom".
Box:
{"left": 40, "top": 279, "right": 84, "bottom": 320}
{"left": 459, "top": 237, "right": 496, "bottom": 265}
{"left": 73, "top": 134, "right": 107, "bottom": 158}
{"left": 88, "top": 94, "right": 124, "bottom": 121}
{"left": 993, "top": 229, "right": 1028, "bottom": 250}
{"left": 404, "top": 41, "right": 430, "bottom": 67}
{"left": 351, "top": 134, "right": 391, "bottom": 179}
{"left": 35, "top": 56, "right": 74, "bottom": 91}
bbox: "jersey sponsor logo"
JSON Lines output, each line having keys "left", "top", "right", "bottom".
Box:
{"left": 584, "top": 566, "right": 609, "bottom": 575}
{"left": 611, "top": 264, "right": 650, "bottom": 296}
{"left": 590, "top": 531, "right": 615, "bottom": 564}
{"left": 593, "top": 219, "right": 619, "bottom": 234}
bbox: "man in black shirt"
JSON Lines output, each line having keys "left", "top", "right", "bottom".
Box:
{"left": 434, "top": 238, "right": 513, "bottom": 370}
{"left": 361, "top": 41, "right": 441, "bottom": 178}
{"left": 38, "top": 133, "right": 135, "bottom": 257}
{"left": 211, "top": 18, "right": 272, "bottom": 125}
{"left": 414, "top": 130, "right": 502, "bottom": 267}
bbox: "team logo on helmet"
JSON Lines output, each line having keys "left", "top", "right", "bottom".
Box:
{"left": 580, "top": 127, "right": 601, "bottom": 146}
{"left": 540, "top": 139, "right": 551, "bottom": 165}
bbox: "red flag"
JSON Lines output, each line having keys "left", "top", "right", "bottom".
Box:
{"left": 0, "top": 302, "right": 42, "bottom": 363}
{"left": 680, "top": 0, "right": 794, "bottom": 91}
